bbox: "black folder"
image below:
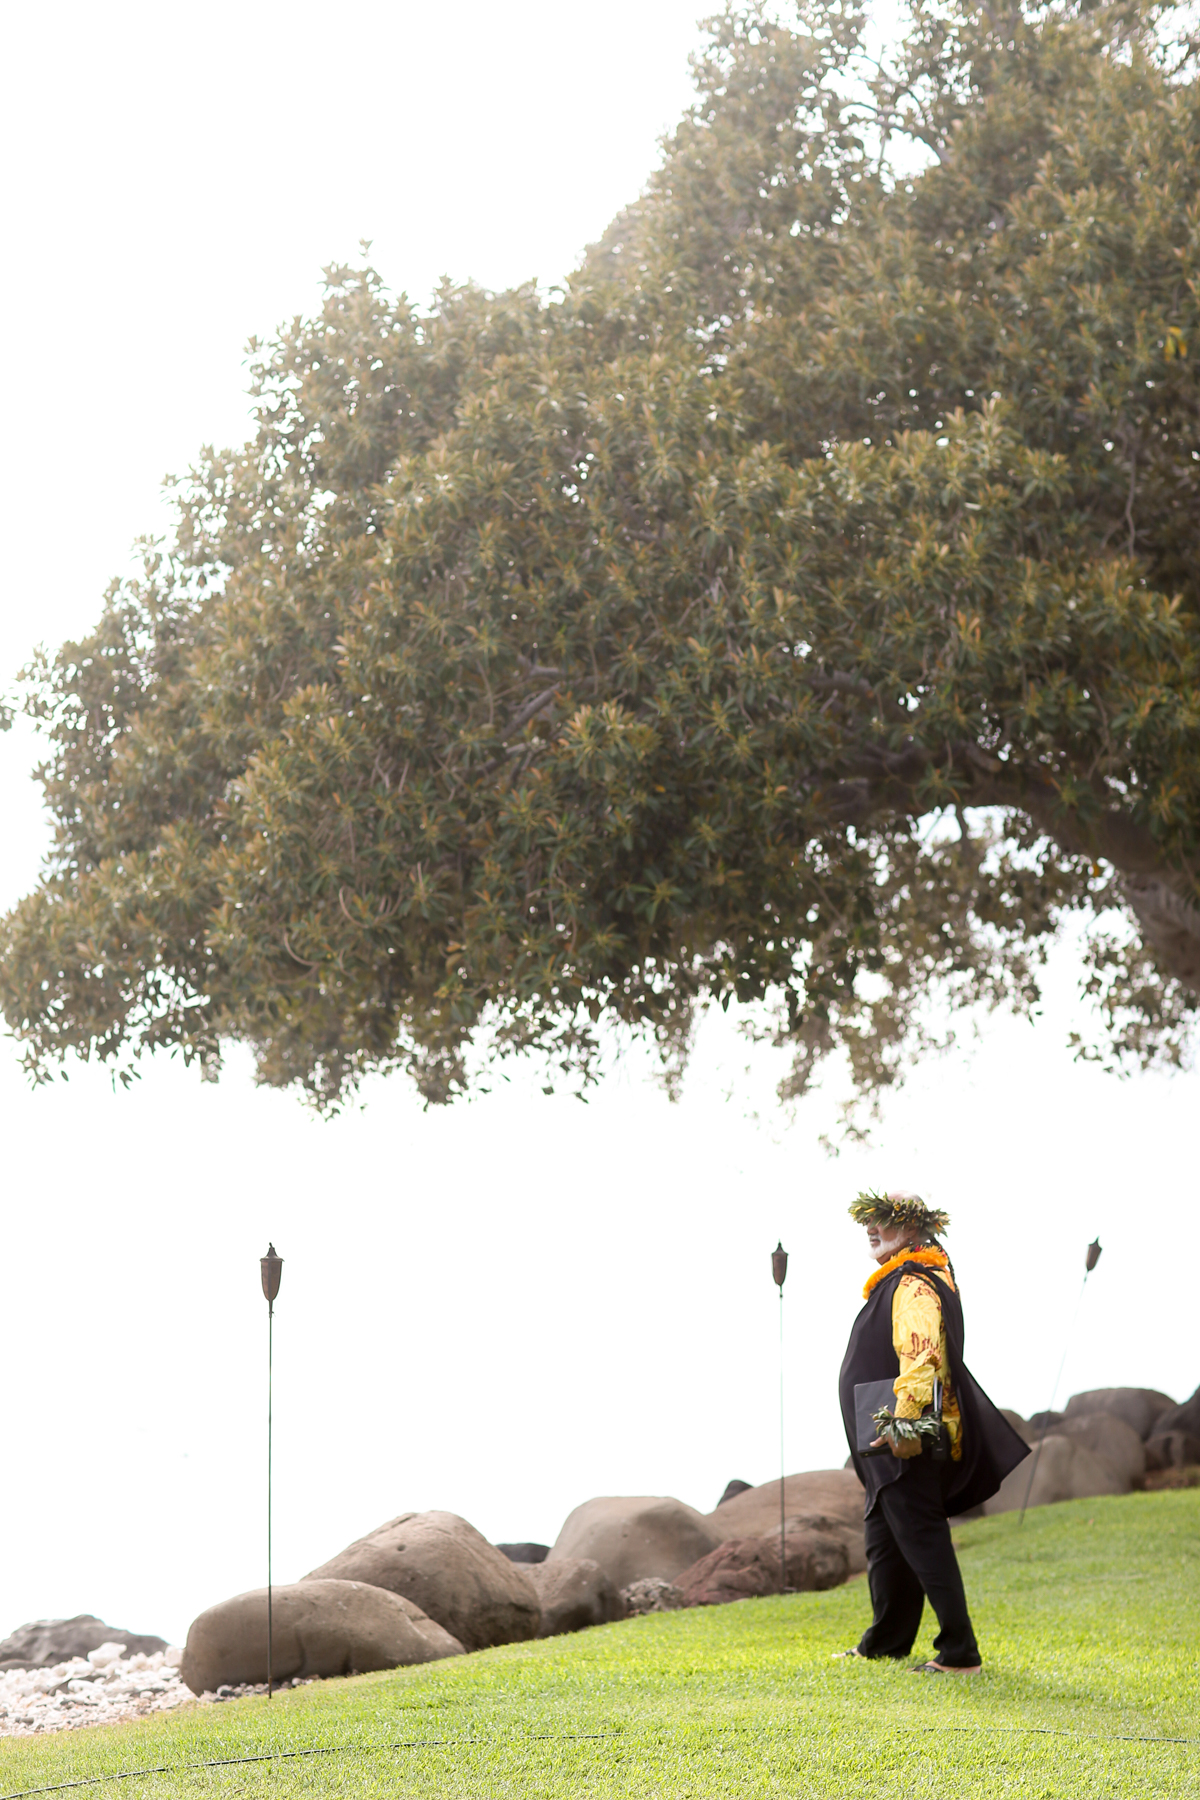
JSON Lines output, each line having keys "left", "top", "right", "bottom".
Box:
{"left": 853, "top": 1378, "right": 901, "bottom": 1456}
{"left": 854, "top": 1378, "right": 945, "bottom": 1458}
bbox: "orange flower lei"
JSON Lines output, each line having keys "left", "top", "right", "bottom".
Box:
{"left": 863, "top": 1244, "right": 953, "bottom": 1299}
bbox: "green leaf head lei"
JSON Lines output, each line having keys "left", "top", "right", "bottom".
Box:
{"left": 848, "top": 1190, "right": 951, "bottom": 1239}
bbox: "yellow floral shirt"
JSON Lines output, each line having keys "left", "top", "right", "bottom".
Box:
{"left": 864, "top": 1248, "right": 962, "bottom": 1458}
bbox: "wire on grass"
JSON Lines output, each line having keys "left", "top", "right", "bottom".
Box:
{"left": 0, "top": 1732, "right": 619, "bottom": 1800}
{"left": 2, "top": 1714, "right": 1197, "bottom": 1799}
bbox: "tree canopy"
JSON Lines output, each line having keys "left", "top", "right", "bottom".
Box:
{"left": 6, "top": 0, "right": 1200, "bottom": 1118}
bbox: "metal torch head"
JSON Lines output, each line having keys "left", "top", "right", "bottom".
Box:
{"left": 1085, "top": 1238, "right": 1102, "bottom": 1274}
{"left": 772, "top": 1242, "right": 788, "bottom": 1289}
{"left": 261, "top": 1244, "right": 284, "bottom": 1305}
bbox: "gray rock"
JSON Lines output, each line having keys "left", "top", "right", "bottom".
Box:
{"left": 619, "top": 1578, "right": 683, "bottom": 1616}
{"left": 181, "top": 1579, "right": 462, "bottom": 1694}
{"left": 772, "top": 1510, "right": 867, "bottom": 1576}
{"left": 674, "top": 1536, "right": 783, "bottom": 1606}
{"left": 0, "top": 1615, "right": 167, "bottom": 1671}
{"left": 548, "top": 1497, "right": 722, "bottom": 1592}
{"left": 676, "top": 1526, "right": 850, "bottom": 1607}
{"left": 983, "top": 1433, "right": 1124, "bottom": 1514}
{"left": 704, "top": 1470, "right": 864, "bottom": 1539}
{"left": 705, "top": 1471, "right": 868, "bottom": 1577}
{"left": 304, "top": 1510, "right": 540, "bottom": 1652}
{"left": 495, "top": 1543, "right": 549, "bottom": 1564}
{"left": 1064, "top": 1387, "right": 1175, "bottom": 1440}
{"left": 1051, "top": 1413, "right": 1144, "bottom": 1487}
{"left": 716, "top": 1480, "right": 753, "bottom": 1507}
{"left": 1028, "top": 1409, "right": 1066, "bottom": 1436}
{"left": 524, "top": 1558, "right": 623, "bottom": 1636}
{"left": 1149, "top": 1384, "right": 1200, "bottom": 1442}
{"left": 768, "top": 1523, "right": 853, "bottom": 1590}
{"left": 1145, "top": 1430, "right": 1200, "bottom": 1471}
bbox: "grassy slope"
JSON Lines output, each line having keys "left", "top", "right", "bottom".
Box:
{"left": 1, "top": 1489, "right": 1198, "bottom": 1800}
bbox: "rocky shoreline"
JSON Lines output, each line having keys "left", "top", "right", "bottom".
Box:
{"left": 0, "top": 1647, "right": 323, "bottom": 1740}
{"left": 0, "top": 1645, "right": 189, "bottom": 1738}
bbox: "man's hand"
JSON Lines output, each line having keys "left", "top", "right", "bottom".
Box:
{"left": 869, "top": 1431, "right": 922, "bottom": 1460}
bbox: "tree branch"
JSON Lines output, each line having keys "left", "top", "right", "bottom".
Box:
{"left": 816, "top": 741, "right": 1200, "bottom": 992}
{"left": 498, "top": 685, "right": 560, "bottom": 742}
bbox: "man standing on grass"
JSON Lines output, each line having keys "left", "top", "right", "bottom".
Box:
{"left": 837, "top": 1191, "right": 1028, "bottom": 1674}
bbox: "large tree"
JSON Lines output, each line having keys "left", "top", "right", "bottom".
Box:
{"left": 5, "top": 0, "right": 1200, "bottom": 1117}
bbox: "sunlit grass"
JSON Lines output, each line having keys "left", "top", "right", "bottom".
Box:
{"left": 1, "top": 1488, "right": 1197, "bottom": 1798}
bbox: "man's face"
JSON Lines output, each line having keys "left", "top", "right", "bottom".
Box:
{"left": 865, "top": 1220, "right": 915, "bottom": 1265}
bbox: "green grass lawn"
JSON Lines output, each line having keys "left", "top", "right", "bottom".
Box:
{"left": 2, "top": 1488, "right": 1198, "bottom": 1799}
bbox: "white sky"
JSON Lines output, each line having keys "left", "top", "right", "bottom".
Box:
{"left": 0, "top": 0, "right": 1195, "bottom": 1651}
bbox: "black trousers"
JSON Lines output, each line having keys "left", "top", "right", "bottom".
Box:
{"left": 857, "top": 1455, "right": 980, "bottom": 1667}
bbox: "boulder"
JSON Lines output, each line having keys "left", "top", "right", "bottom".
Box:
{"left": 1145, "top": 1430, "right": 1200, "bottom": 1472}
{"left": 304, "top": 1511, "right": 540, "bottom": 1652}
{"left": 1028, "top": 1409, "right": 1066, "bottom": 1436}
{"left": 524, "top": 1558, "right": 623, "bottom": 1637}
{"left": 716, "top": 1480, "right": 754, "bottom": 1507}
{"left": 548, "top": 1498, "right": 722, "bottom": 1591}
{"left": 983, "top": 1434, "right": 1124, "bottom": 1514}
{"left": 496, "top": 1544, "right": 550, "bottom": 1564}
{"left": 758, "top": 1509, "right": 867, "bottom": 1576}
{"left": 181, "top": 1579, "right": 461, "bottom": 1694}
{"left": 0, "top": 1615, "right": 167, "bottom": 1671}
{"left": 1051, "top": 1413, "right": 1144, "bottom": 1488}
{"left": 674, "top": 1537, "right": 781, "bottom": 1607}
{"left": 829, "top": 1524, "right": 868, "bottom": 1577}
{"left": 676, "top": 1526, "right": 850, "bottom": 1608}
{"left": 704, "top": 1470, "right": 864, "bottom": 1539}
{"left": 1064, "top": 1387, "right": 1175, "bottom": 1440}
{"left": 1149, "top": 1383, "right": 1200, "bottom": 1442}
{"left": 764, "top": 1524, "right": 851, "bottom": 1596}
{"left": 704, "top": 1471, "right": 866, "bottom": 1575}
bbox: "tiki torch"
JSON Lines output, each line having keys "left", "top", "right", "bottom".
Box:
{"left": 260, "top": 1243, "right": 283, "bottom": 1696}
{"left": 772, "top": 1242, "right": 789, "bottom": 1595}
{"left": 1020, "top": 1237, "right": 1101, "bottom": 1524}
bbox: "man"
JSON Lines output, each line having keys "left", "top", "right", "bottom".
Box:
{"left": 837, "top": 1190, "right": 1028, "bottom": 1673}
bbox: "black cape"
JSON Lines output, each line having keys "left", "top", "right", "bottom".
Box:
{"left": 838, "top": 1257, "right": 1029, "bottom": 1516}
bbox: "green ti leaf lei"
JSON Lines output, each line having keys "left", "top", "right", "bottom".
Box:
{"left": 872, "top": 1407, "right": 943, "bottom": 1445}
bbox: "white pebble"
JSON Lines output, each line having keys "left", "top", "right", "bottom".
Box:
{"left": 0, "top": 1653, "right": 198, "bottom": 1739}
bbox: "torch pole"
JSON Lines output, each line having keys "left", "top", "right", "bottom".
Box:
{"left": 771, "top": 1242, "right": 789, "bottom": 1597}
{"left": 778, "top": 1283, "right": 786, "bottom": 1596}
{"left": 267, "top": 1294, "right": 274, "bottom": 1700}
{"left": 259, "top": 1244, "right": 283, "bottom": 1697}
